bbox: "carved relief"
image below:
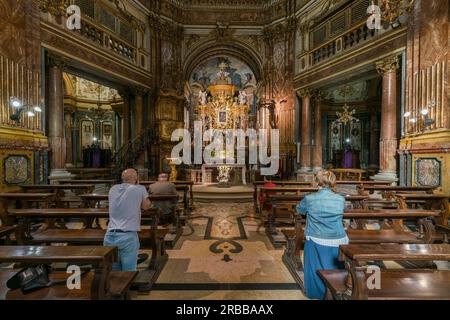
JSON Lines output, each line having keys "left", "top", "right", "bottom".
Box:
{"left": 2, "top": 153, "right": 32, "bottom": 185}
{"left": 415, "top": 158, "right": 441, "bottom": 187}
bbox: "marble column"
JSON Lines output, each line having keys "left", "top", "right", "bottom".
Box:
{"left": 312, "top": 91, "right": 324, "bottom": 172}
{"left": 48, "top": 56, "right": 72, "bottom": 180}
{"left": 133, "top": 87, "right": 148, "bottom": 180}
{"left": 373, "top": 56, "right": 400, "bottom": 182}
{"left": 118, "top": 90, "right": 130, "bottom": 146}
{"left": 64, "top": 107, "right": 75, "bottom": 166}
{"left": 298, "top": 89, "right": 313, "bottom": 173}
{"left": 369, "top": 110, "right": 380, "bottom": 168}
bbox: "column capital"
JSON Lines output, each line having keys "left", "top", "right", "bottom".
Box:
{"left": 48, "top": 54, "right": 68, "bottom": 70}
{"left": 376, "top": 56, "right": 400, "bottom": 75}
{"left": 132, "top": 86, "right": 149, "bottom": 97}
{"left": 297, "top": 88, "right": 313, "bottom": 98}
{"left": 118, "top": 89, "right": 131, "bottom": 99}
{"left": 313, "top": 90, "right": 327, "bottom": 101}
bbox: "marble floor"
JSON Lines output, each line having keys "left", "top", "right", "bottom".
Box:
{"left": 134, "top": 201, "right": 307, "bottom": 300}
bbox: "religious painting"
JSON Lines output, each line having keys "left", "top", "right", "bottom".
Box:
{"left": 190, "top": 56, "right": 257, "bottom": 92}
{"left": 329, "top": 122, "right": 343, "bottom": 154}
{"left": 349, "top": 122, "right": 362, "bottom": 150}
{"left": 218, "top": 111, "right": 227, "bottom": 124}
{"left": 2, "top": 153, "right": 32, "bottom": 186}
{"left": 415, "top": 158, "right": 441, "bottom": 187}
{"left": 101, "top": 121, "right": 113, "bottom": 150}
{"left": 80, "top": 119, "right": 95, "bottom": 152}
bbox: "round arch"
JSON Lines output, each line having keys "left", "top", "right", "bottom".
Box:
{"left": 183, "top": 39, "right": 264, "bottom": 83}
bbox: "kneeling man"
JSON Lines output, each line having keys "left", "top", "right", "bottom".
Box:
{"left": 104, "top": 168, "right": 150, "bottom": 271}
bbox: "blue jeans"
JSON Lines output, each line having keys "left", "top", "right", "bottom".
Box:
{"left": 103, "top": 231, "right": 140, "bottom": 271}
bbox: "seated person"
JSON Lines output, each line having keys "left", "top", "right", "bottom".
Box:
{"left": 295, "top": 170, "right": 347, "bottom": 300}
{"left": 148, "top": 173, "right": 178, "bottom": 224}
{"left": 259, "top": 176, "right": 277, "bottom": 211}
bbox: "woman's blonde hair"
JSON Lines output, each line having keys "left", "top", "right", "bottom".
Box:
{"left": 314, "top": 170, "right": 337, "bottom": 189}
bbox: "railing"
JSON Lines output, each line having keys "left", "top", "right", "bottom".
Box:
{"left": 311, "top": 22, "right": 377, "bottom": 66}
{"left": 111, "top": 127, "right": 157, "bottom": 179}
{"left": 74, "top": 19, "right": 137, "bottom": 63}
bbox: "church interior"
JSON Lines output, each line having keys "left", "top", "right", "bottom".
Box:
{"left": 0, "top": 0, "right": 449, "bottom": 302}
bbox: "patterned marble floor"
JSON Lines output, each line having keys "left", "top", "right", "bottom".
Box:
{"left": 134, "top": 201, "right": 307, "bottom": 300}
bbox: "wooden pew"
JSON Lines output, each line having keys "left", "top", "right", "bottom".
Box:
{"left": 0, "top": 226, "right": 15, "bottom": 244}
{"left": 253, "top": 181, "right": 312, "bottom": 213}
{"left": 8, "top": 208, "right": 169, "bottom": 287}
{"left": 266, "top": 194, "right": 370, "bottom": 247}
{"left": 0, "top": 193, "right": 56, "bottom": 226}
{"left": 280, "top": 210, "right": 439, "bottom": 288}
{"left": 331, "top": 169, "right": 366, "bottom": 181}
{"left": 358, "top": 185, "right": 435, "bottom": 198}
{"left": 79, "top": 193, "right": 184, "bottom": 248}
{"left": 66, "top": 168, "right": 111, "bottom": 179}
{"left": 141, "top": 181, "right": 195, "bottom": 209}
{"left": 0, "top": 245, "right": 137, "bottom": 300}
{"left": 20, "top": 184, "right": 95, "bottom": 207}
{"left": 395, "top": 193, "right": 450, "bottom": 226}
{"left": 317, "top": 244, "right": 450, "bottom": 300}
{"left": 253, "top": 180, "right": 391, "bottom": 214}
{"left": 58, "top": 179, "right": 116, "bottom": 188}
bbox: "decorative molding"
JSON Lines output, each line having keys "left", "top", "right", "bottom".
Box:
{"left": 376, "top": 55, "right": 400, "bottom": 75}
{"left": 297, "top": 88, "right": 313, "bottom": 98}
{"left": 38, "top": 0, "right": 69, "bottom": 16}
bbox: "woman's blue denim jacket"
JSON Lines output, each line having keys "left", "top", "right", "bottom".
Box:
{"left": 295, "top": 188, "right": 347, "bottom": 240}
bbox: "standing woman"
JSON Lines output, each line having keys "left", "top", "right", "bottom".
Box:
{"left": 296, "top": 170, "right": 348, "bottom": 299}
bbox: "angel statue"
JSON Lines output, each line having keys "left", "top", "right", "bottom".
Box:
{"left": 238, "top": 91, "right": 248, "bottom": 105}
{"left": 198, "top": 90, "right": 208, "bottom": 106}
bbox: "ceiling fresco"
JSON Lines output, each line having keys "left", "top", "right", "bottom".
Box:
{"left": 189, "top": 56, "right": 257, "bottom": 91}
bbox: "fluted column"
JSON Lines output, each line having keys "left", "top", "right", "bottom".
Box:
{"left": 313, "top": 91, "right": 324, "bottom": 172}
{"left": 373, "top": 56, "right": 400, "bottom": 182}
{"left": 48, "top": 55, "right": 72, "bottom": 180}
{"left": 298, "top": 89, "right": 313, "bottom": 172}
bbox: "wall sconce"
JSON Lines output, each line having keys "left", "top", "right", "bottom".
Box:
{"left": 9, "top": 96, "right": 42, "bottom": 122}
{"left": 404, "top": 100, "right": 435, "bottom": 130}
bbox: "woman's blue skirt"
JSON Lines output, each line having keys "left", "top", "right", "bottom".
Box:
{"left": 303, "top": 240, "right": 343, "bottom": 300}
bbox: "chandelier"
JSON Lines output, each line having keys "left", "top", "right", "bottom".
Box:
{"left": 333, "top": 85, "right": 359, "bottom": 126}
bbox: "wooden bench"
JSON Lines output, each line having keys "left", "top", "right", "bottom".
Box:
{"left": 0, "top": 245, "right": 137, "bottom": 300}
{"left": 58, "top": 179, "right": 116, "bottom": 188}
{"left": 317, "top": 244, "right": 450, "bottom": 300}
{"left": 395, "top": 193, "right": 450, "bottom": 226}
{"left": 266, "top": 194, "right": 370, "bottom": 247}
{"left": 280, "top": 210, "right": 439, "bottom": 288}
{"left": 66, "top": 168, "right": 111, "bottom": 179}
{"left": 0, "top": 193, "right": 56, "bottom": 226}
{"left": 253, "top": 180, "right": 391, "bottom": 214}
{"left": 0, "top": 226, "right": 15, "bottom": 244}
{"left": 358, "top": 185, "right": 435, "bottom": 199}
{"left": 20, "top": 184, "right": 95, "bottom": 207}
{"left": 331, "top": 169, "right": 366, "bottom": 181}
{"left": 141, "top": 181, "right": 195, "bottom": 209}
{"left": 318, "top": 269, "right": 450, "bottom": 300}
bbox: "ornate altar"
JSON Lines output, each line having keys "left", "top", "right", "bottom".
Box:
{"left": 194, "top": 61, "right": 251, "bottom": 185}
{"left": 195, "top": 62, "right": 250, "bottom": 131}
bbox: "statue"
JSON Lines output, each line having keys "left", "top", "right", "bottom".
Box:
{"left": 198, "top": 90, "right": 208, "bottom": 105}
{"left": 238, "top": 91, "right": 248, "bottom": 105}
